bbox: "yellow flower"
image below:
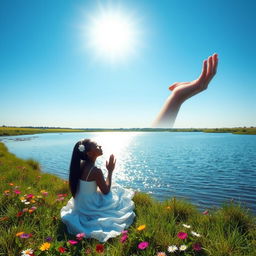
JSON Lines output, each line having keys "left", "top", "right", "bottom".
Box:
{"left": 20, "top": 196, "right": 25, "bottom": 201}
{"left": 16, "top": 232, "right": 25, "bottom": 237}
{"left": 39, "top": 242, "right": 51, "bottom": 251}
{"left": 31, "top": 200, "right": 36, "bottom": 203}
{"left": 137, "top": 224, "right": 146, "bottom": 231}
{"left": 166, "top": 206, "right": 171, "bottom": 209}
{"left": 37, "top": 195, "right": 43, "bottom": 198}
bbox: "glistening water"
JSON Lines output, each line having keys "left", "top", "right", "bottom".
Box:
{"left": 1, "top": 132, "right": 256, "bottom": 214}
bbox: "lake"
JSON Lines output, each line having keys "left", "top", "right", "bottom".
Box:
{"left": 1, "top": 132, "right": 256, "bottom": 214}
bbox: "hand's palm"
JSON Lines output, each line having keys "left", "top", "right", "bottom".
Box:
{"left": 169, "top": 54, "right": 218, "bottom": 102}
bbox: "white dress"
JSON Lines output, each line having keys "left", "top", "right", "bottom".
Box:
{"left": 60, "top": 167, "right": 135, "bottom": 242}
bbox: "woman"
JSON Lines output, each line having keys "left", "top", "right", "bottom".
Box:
{"left": 60, "top": 53, "right": 219, "bottom": 242}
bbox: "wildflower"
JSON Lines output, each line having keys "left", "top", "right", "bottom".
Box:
{"left": 37, "top": 195, "right": 43, "bottom": 198}
{"left": 167, "top": 245, "right": 178, "bottom": 253}
{"left": 120, "top": 234, "right": 128, "bottom": 243}
{"left": 39, "top": 242, "right": 51, "bottom": 251}
{"left": 95, "top": 244, "right": 104, "bottom": 253}
{"left": 121, "top": 230, "right": 128, "bottom": 234}
{"left": 24, "top": 201, "right": 30, "bottom": 205}
{"left": 23, "top": 208, "right": 29, "bottom": 212}
{"left": 182, "top": 224, "right": 191, "bottom": 229}
{"left": 202, "top": 210, "right": 209, "bottom": 215}
{"left": 157, "top": 252, "right": 166, "bottom": 256}
{"left": 27, "top": 187, "right": 31, "bottom": 190}
{"left": 20, "top": 233, "right": 32, "bottom": 239}
{"left": 16, "top": 232, "right": 25, "bottom": 237}
{"left": 137, "top": 224, "right": 146, "bottom": 231}
{"left": 193, "top": 243, "right": 202, "bottom": 251}
{"left": 26, "top": 194, "right": 34, "bottom": 199}
{"left": 138, "top": 241, "right": 149, "bottom": 250}
{"left": 191, "top": 231, "right": 201, "bottom": 237}
{"left": 166, "top": 206, "right": 171, "bottom": 209}
{"left": 76, "top": 232, "right": 86, "bottom": 240}
{"left": 41, "top": 190, "right": 48, "bottom": 196}
{"left": 68, "top": 240, "right": 78, "bottom": 245}
{"left": 17, "top": 211, "right": 23, "bottom": 217}
{"left": 45, "top": 236, "right": 52, "bottom": 242}
{"left": 179, "top": 245, "right": 187, "bottom": 251}
{"left": 21, "top": 248, "right": 34, "bottom": 256}
{"left": 9, "top": 183, "right": 14, "bottom": 186}
{"left": 14, "top": 189, "right": 21, "bottom": 194}
{"left": 177, "top": 232, "right": 188, "bottom": 240}
{"left": 58, "top": 246, "right": 66, "bottom": 253}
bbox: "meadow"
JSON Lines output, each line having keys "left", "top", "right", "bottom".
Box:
{"left": 1, "top": 141, "right": 256, "bottom": 256}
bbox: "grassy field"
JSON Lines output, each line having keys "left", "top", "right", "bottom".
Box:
{"left": 1, "top": 142, "right": 256, "bottom": 256}
{"left": 1, "top": 126, "right": 256, "bottom": 136}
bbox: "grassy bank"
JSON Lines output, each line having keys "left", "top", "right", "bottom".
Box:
{"left": 0, "top": 127, "right": 86, "bottom": 136}
{"left": 1, "top": 142, "right": 256, "bottom": 256}
{"left": 1, "top": 126, "right": 256, "bottom": 136}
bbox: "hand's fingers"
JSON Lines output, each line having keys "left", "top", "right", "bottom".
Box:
{"left": 197, "top": 59, "right": 208, "bottom": 83}
{"left": 206, "top": 56, "right": 213, "bottom": 79}
{"left": 169, "top": 82, "right": 179, "bottom": 91}
{"left": 212, "top": 53, "right": 218, "bottom": 76}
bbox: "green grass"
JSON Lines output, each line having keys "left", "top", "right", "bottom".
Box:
{"left": 0, "top": 142, "right": 256, "bottom": 256}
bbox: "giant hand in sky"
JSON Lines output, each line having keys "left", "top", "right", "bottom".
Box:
{"left": 152, "top": 53, "right": 219, "bottom": 128}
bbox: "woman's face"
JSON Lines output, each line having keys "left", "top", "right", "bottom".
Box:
{"left": 87, "top": 141, "right": 103, "bottom": 158}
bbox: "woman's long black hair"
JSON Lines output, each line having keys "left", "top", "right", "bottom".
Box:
{"left": 69, "top": 139, "right": 93, "bottom": 198}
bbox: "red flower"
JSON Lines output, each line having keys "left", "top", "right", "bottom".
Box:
{"left": 177, "top": 232, "right": 188, "bottom": 240}
{"left": 193, "top": 243, "right": 202, "bottom": 251}
{"left": 95, "top": 244, "right": 104, "bottom": 253}
{"left": 17, "top": 211, "right": 23, "bottom": 217}
{"left": 58, "top": 246, "right": 66, "bottom": 253}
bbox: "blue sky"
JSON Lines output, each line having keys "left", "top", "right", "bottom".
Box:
{"left": 0, "top": 0, "right": 255, "bottom": 128}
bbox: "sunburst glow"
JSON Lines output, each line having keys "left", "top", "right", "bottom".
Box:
{"left": 84, "top": 6, "right": 140, "bottom": 62}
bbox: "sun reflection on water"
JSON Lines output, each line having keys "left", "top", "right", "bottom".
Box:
{"left": 90, "top": 132, "right": 139, "bottom": 183}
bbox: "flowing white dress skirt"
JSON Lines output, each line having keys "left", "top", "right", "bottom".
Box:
{"left": 60, "top": 179, "right": 135, "bottom": 242}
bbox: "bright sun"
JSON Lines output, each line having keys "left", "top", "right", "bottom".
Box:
{"left": 84, "top": 6, "right": 140, "bottom": 62}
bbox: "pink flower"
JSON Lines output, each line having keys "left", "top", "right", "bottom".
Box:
{"left": 202, "top": 210, "right": 209, "bottom": 215}
{"left": 120, "top": 234, "right": 128, "bottom": 243}
{"left": 138, "top": 241, "right": 149, "bottom": 250}
{"left": 193, "top": 243, "right": 202, "bottom": 251}
{"left": 14, "top": 189, "right": 21, "bottom": 194}
{"left": 121, "top": 230, "right": 128, "bottom": 234}
{"left": 76, "top": 232, "right": 85, "bottom": 240}
{"left": 177, "top": 232, "right": 188, "bottom": 240}
{"left": 68, "top": 240, "right": 78, "bottom": 245}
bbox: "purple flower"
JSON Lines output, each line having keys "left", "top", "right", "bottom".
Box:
{"left": 45, "top": 236, "right": 53, "bottom": 242}
{"left": 193, "top": 243, "right": 202, "bottom": 251}
{"left": 20, "top": 233, "right": 31, "bottom": 239}
{"left": 138, "top": 241, "right": 149, "bottom": 250}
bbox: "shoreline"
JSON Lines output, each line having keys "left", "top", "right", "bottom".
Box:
{"left": 1, "top": 126, "right": 256, "bottom": 136}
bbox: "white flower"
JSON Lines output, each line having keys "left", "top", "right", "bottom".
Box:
{"left": 21, "top": 248, "right": 33, "bottom": 256}
{"left": 182, "top": 224, "right": 191, "bottom": 229}
{"left": 179, "top": 245, "right": 187, "bottom": 251}
{"left": 167, "top": 245, "right": 178, "bottom": 253}
{"left": 24, "top": 201, "right": 30, "bottom": 205}
{"left": 191, "top": 231, "right": 201, "bottom": 237}
{"left": 78, "top": 144, "right": 85, "bottom": 152}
